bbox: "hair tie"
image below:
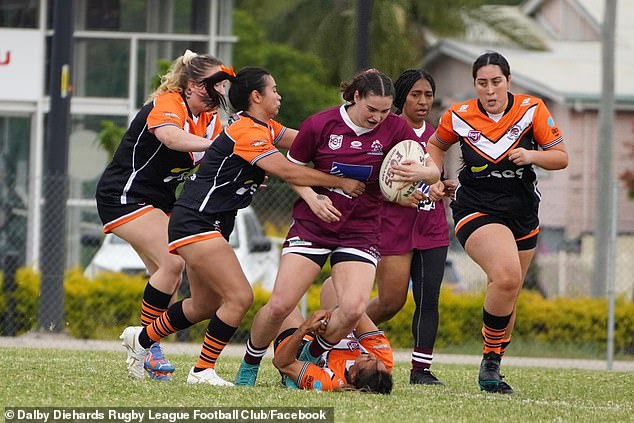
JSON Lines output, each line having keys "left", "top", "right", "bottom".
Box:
{"left": 220, "top": 65, "right": 236, "bottom": 77}
{"left": 182, "top": 49, "right": 198, "bottom": 65}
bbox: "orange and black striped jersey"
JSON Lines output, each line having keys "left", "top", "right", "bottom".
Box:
{"left": 435, "top": 93, "right": 564, "bottom": 216}
{"left": 96, "top": 91, "right": 221, "bottom": 211}
{"left": 297, "top": 331, "right": 393, "bottom": 391}
{"left": 175, "top": 112, "right": 286, "bottom": 213}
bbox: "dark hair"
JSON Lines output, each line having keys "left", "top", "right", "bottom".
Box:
{"left": 393, "top": 69, "right": 436, "bottom": 114}
{"left": 227, "top": 67, "right": 272, "bottom": 112}
{"left": 340, "top": 69, "right": 395, "bottom": 104}
{"left": 149, "top": 50, "right": 223, "bottom": 104}
{"left": 472, "top": 51, "right": 511, "bottom": 80}
{"left": 351, "top": 367, "right": 393, "bottom": 395}
{"left": 202, "top": 65, "right": 236, "bottom": 110}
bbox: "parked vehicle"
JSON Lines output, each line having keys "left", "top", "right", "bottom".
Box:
{"left": 84, "top": 206, "right": 280, "bottom": 290}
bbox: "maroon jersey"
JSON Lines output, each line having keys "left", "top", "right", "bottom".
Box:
{"left": 379, "top": 121, "right": 448, "bottom": 254}
{"left": 287, "top": 105, "right": 418, "bottom": 247}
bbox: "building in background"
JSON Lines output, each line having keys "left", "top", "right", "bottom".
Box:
{"left": 0, "top": 0, "right": 235, "bottom": 269}
{"left": 423, "top": 0, "right": 634, "bottom": 297}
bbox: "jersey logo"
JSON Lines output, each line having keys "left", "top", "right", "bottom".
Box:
{"left": 288, "top": 236, "right": 312, "bottom": 247}
{"left": 468, "top": 130, "right": 482, "bottom": 143}
{"left": 251, "top": 140, "right": 267, "bottom": 147}
{"left": 471, "top": 164, "right": 489, "bottom": 173}
{"left": 458, "top": 104, "right": 469, "bottom": 112}
{"left": 331, "top": 162, "right": 373, "bottom": 182}
{"left": 506, "top": 125, "right": 521, "bottom": 141}
{"left": 350, "top": 140, "right": 362, "bottom": 149}
{"left": 520, "top": 98, "right": 531, "bottom": 106}
{"left": 368, "top": 140, "right": 384, "bottom": 155}
{"left": 347, "top": 341, "right": 359, "bottom": 351}
{"left": 328, "top": 134, "right": 343, "bottom": 150}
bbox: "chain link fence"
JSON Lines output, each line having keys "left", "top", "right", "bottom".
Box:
{"left": 1, "top": 172, "right": 634, "bottom": 361}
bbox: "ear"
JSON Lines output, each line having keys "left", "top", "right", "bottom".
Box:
{"left": 250, "top": 89, "right": 262, "bottom": 105}
{"left": 353, "top": 90, "right": 361, "bottom": 104}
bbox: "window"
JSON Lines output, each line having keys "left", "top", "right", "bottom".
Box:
{"left": 0, "top": 0, "right": 38, "bottom": 28}
{"left": 0, "top": 115, "right": 30, "bottom": 263}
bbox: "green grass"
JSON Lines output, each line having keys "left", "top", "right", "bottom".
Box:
{"left": 2, "top": 348, "right": 633, "bottom": 423}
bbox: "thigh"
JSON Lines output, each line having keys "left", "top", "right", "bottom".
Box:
{"left": 177, "top": 237, "right": 251, "bottom": 302}
{"left": 269, "top": 252, "right": 323, "bottom": 308}
{"left": 111, "top": 208, "right": 177, "bottom": 274}
{"left": 464, "top": 223, "right": 522, "bottom": 282}
{"left": 375, "top": 253, "right": 412, "bottom": 303}
{"left": 331, "top": 261, "right": 376, "bottom": 307}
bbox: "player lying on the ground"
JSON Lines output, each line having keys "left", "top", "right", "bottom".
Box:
{"left": 272, "top": 296, "right": 393, "bottom": 394}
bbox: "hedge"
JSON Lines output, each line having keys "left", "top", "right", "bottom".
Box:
{"left": 1, "top": 268, "right": 633, "bottom": 355}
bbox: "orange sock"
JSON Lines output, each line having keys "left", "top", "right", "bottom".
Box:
{"left": 482, "top": 325, "right": 505, "bottom": 355}
{"left": 194, "top": 314, "right": 237, "bottom": 370}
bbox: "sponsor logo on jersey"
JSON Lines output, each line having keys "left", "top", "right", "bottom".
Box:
{"left": 473, "top": 168, "right": 525, "bottom": 179}
{"left": 470, "top": 164, "right": 489, "bottom": 173}
{"left": 368, "top": 140, "right": 384, "bottom": 155}
{"left": 250, "top": 140, "right": 267, "bottom": 147}
{"left": 235, "top": 182, "right": 258, "bottom": 196}
{"left": 458, "top": 104, "right": 469, "bottom": 112}
{"left": 163, "top": 112, "right": 180, "bottom": 119}
{"left": 547, "top": 116, "right": 555, "bottom": 127}
{"left": 288, "top": 236, "right": 312, "bottom": 247}
{"left": 520, "top": 98, "right": 531, "bottom": 106}
{"left": 328, "top": 134, "right": 343, "bottom": 150}
{"left": 330, "top": 162, "right": 373, "bottom": 181}
{"left": 350, "top": 140, "right": 363, "bottom": 149}
{"left": 467, "top": 130, "right": 482, "bottom": 143}
{"left": 506, "top": 125, "right": 521, "bottom": 140}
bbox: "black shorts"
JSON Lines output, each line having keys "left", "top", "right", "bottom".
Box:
{"left": 274, "top": 327, "right": 310, "bottom": 357}
{"left": 282, "top": 225, "right": 381, "bottom": 268}
{"left": 96, "top": 201, "right": 166, "bottom": 233}
{"left": 167, "top": 205, "right": 237, "bottom": 254}
{"left": 452, "top": 206, "right": 539, "bottom": 251}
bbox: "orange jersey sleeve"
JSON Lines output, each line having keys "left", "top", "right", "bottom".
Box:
{"left": 226, "top": 118, "right": 279, "bottom": 164}
{"left": 147, "top": 92, "right": 187, "bottom": 130}
{"left": 358, "top": 331, "right": 394, "bottom": 372}
{"left": 435, "top": 104, "right": 463, "bottom": 146}
{"left": 297, "top": 362, "right": 346, "bottom": 392}
{"left": 269, "top": 119, "right": 286, "bottom": 145}
{"left": 528, "top": 97, "right": 563, "bottom": 148}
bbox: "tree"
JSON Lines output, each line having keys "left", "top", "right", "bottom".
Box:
{"left": 233, "top": 9, "right": 341, "bottom": 129}
{"left": 237, "top": 0, "right": 525, "bottom": 84}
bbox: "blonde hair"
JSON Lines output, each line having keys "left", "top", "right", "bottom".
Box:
{"left": 148, "top": 49, "right": 224, "bottom": 102}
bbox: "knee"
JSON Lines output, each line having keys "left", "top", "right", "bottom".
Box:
{"left": 231, "top": 288, "right": 254, "bottom": 316}
{"left": 378, "top": 294, "right": 406, "bottom": 317}
{"left": 337, "top": 300, "right": 367, "bottom": 327}
{"left": 266, "top": 297, "right": 297, "bottom": 323}
{"left": 491, "top": 269, "right": 522, "bottom": 295}
{"left": 162, "top": 254, "right": 185, "bottom": 277}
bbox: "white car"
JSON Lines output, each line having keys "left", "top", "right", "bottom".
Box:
{"left": 84, "top": 206, "right": 280, "bottom": 290}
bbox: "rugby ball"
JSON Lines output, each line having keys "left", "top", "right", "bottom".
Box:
{"left": 379, "top": 139, "right": 426, "bottom": 202}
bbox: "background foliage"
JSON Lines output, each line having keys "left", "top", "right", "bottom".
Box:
{"left": 3, "top": 268, "right": 633, "bottom": 356}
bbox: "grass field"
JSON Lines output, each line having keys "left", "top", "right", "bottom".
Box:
{"left": 1, "top": 348, "right": 633, "bottom": 423}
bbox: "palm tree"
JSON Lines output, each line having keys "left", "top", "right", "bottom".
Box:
{"left": 237, "top": 0, "right": 533, "bottom": 82}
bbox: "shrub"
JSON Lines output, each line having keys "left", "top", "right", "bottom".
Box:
{"left": 1, "top": 268, "right": 633, "bottom": 356}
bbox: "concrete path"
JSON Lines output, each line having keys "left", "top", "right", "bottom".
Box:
{"left": 2, "top": 332, "right": 633, "bottom": 372}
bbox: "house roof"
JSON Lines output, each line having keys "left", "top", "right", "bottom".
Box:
{"left": 424, "top": 0, "right": 634, "bottom": 106}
